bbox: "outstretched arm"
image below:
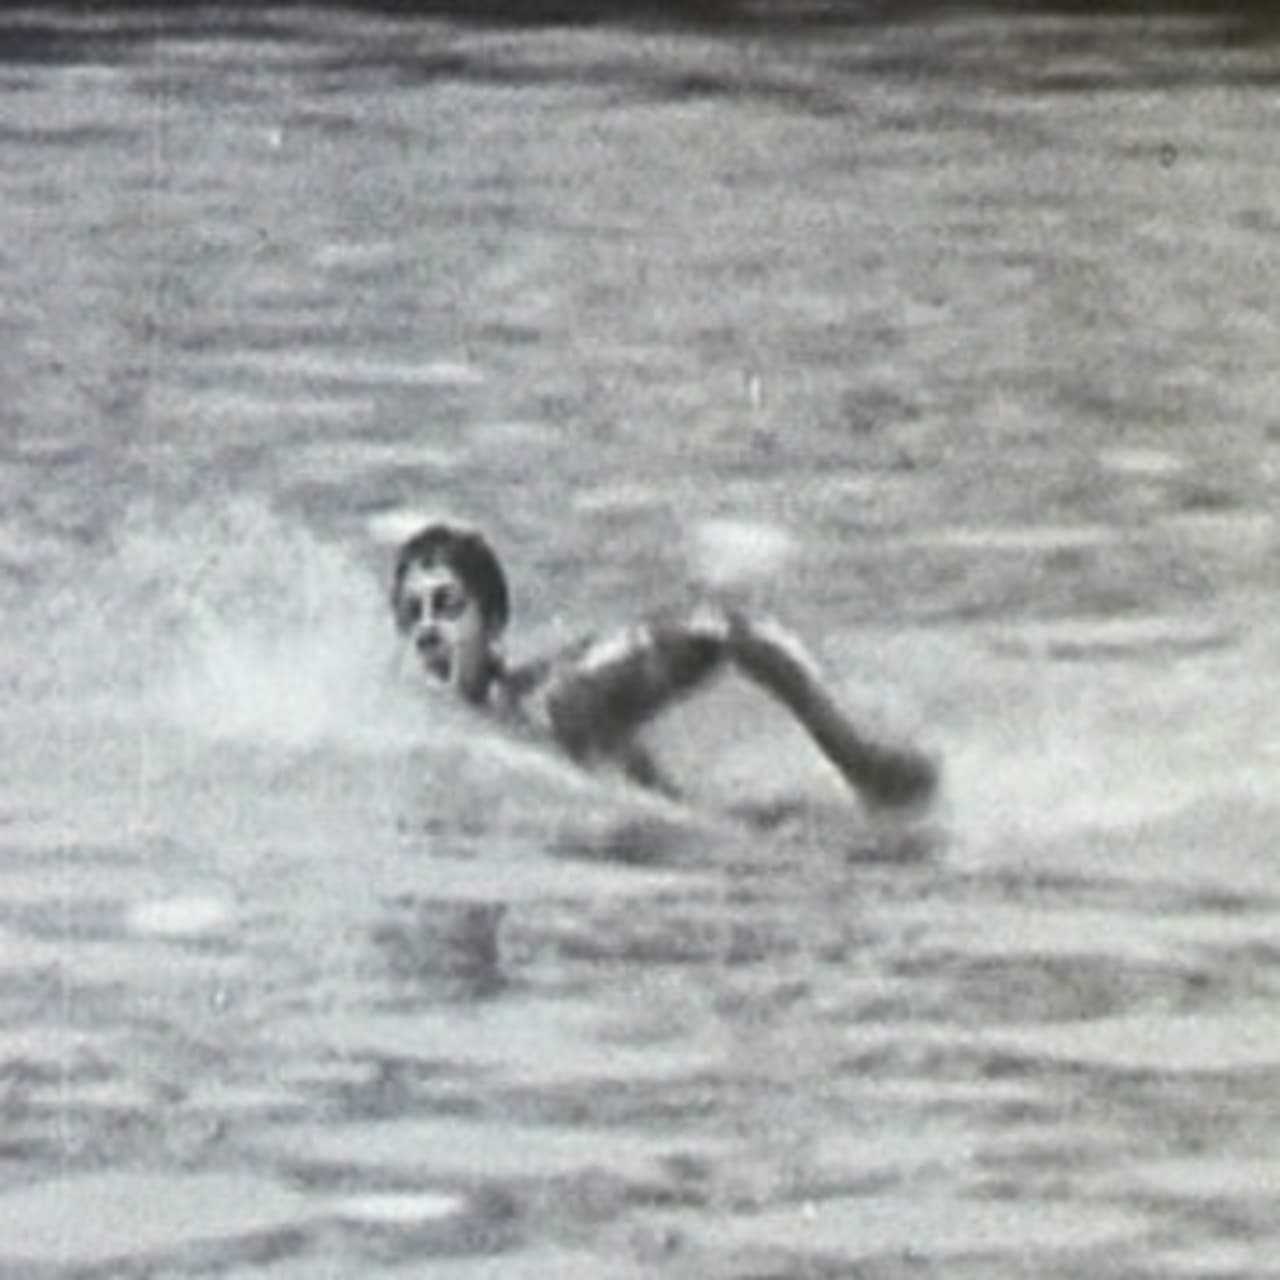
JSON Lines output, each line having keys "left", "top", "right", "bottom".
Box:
{"left": 534, "top": 605, "right": 938, "bottom": 809}
{"left": 723, "top": 612, "right": 938, "bottom": 809}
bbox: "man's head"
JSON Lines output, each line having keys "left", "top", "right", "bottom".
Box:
{"left": 390, "top": 522, "right": 510, "bottom": 703}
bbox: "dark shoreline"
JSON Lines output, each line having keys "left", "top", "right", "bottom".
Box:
{"left": 12, "top": 0, "right": 1280, "bottom": 27}
{"left": 3, "top": 0, "right": 1279, "bottom": 76}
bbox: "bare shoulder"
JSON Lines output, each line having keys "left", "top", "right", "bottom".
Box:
{"left": 505, "top": 604, "right": 734, "bottom": 759}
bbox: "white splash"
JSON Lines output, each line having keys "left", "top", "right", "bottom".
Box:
{"left": 24, "top": 498, "right": 433, "bottom": 753}
{"left": 365, "top": 506, "right": 483, "bottom": 548}
{"left": 127, "top": 895, "right": 233, "bottom": 939}
{"left": 687, "top": 517, "right": 797, "bottom": 590}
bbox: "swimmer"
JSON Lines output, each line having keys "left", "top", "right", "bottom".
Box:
{"left": 390, "top": 521, "right": 937, "bottom": 810}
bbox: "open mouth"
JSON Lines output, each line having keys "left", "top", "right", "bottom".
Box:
{"left": 421, "top": 648, "right": 453, "bottom": 683}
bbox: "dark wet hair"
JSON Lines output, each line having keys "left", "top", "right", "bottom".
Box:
{"left": 391, "top": 522, "right": 511, "bottom": 633}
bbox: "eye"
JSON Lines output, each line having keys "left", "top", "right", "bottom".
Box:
{"left": 398, "top": 595, "right": 423, "bottom": 629}
{"left": 431, "top": 584, "right": 467, "bottom": 619}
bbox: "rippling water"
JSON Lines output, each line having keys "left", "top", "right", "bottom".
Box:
{"left": 3, "top": 4, "right": 1280, "bottom": 1275}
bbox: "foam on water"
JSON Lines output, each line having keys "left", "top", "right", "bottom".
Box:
{"left": 42, "top": 505, "right": 672, "bottom": 843}
{"left": 15, "top": 499, "right": 406, "bottom": 751}
{"left": 127, "top": 894, "right": 235, "bottom": 939}
{"left": 686, "top": 515, "right": 797, "bottom": 592}
{"left": 938, "top": 607, "right": 1280, "bottom": 881}
{"left": 7, "top": 500, "right": 471, "bottom": 754}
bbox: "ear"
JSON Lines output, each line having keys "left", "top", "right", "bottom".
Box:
{"left": 389, "top": 550, "right": 417, "bottom": 624}
{"left": 389, "top": 555, "right": 406, "bottom": 615}
{"left": 486, "top": 639, "right": 506, "bottom": 681}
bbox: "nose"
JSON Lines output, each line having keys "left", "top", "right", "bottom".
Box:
{"left": 415, "top": 625, "right": 443, "bottom": 655}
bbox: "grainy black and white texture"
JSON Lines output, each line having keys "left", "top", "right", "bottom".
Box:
{"left": 1, "top": 4, "right": 1277, "bottom": 1276}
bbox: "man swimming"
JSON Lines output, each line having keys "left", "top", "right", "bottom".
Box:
{"left": 390, "top": 520, "right": 938, "bottom": 810}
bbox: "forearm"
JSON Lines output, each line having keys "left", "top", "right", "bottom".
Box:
{"left": 726, "top": 613, "right": 938, "bottom": 808}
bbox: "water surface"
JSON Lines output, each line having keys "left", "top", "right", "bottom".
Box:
{"left": 2, "top": 5, "right": 1280, "bottom": 1275}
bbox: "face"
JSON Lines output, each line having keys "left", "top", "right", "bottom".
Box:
{"left": 394, "top": 557, "right": 493, "bottom": 703}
